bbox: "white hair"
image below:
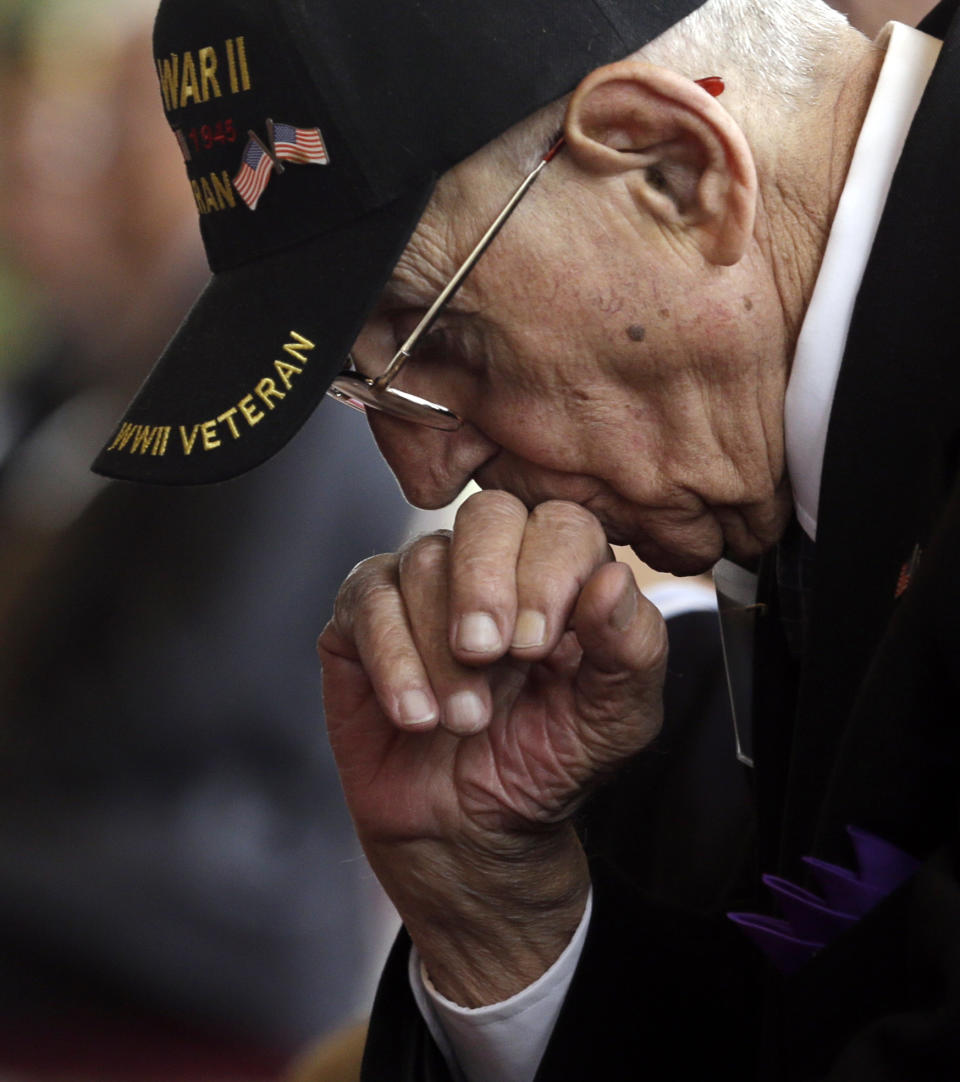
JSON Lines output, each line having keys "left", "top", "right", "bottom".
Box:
{"left": 642, "top": 0, "right": 852, "bottom": 106}
{"left": 495, "top": 0, "right": 853, "bottom": 173}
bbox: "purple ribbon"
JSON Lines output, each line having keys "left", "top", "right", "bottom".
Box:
{"left": 727, "top": 826, "right": 920, "bottom": 974}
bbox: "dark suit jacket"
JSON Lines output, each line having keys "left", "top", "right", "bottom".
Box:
{"left": 361, "top": 3, "right": 960, "bottom": 1077}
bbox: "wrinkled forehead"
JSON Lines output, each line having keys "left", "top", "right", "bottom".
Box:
{"left": 376, "top": 147, "right": 519, "bottom": 300}
{"left": 394, "top": 109, "right": 565, "bottom": 273}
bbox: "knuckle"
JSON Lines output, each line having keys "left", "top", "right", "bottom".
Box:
{"left": 342, "top": 551, "right": 396, "bottom": 589}
{"left": 333, "top": 552, "right": 397, "bottom": 624}
{"left": 397, "top": 531, "right": 451, "bottom": 581}
{"left": 529, "top": 500, "right": 606, "bottom": 548}
{"left": 636, "top": 602, "right": 670, "bottom": 672}
{"left": 400, "top": 528, "right": 453, "bottom": 553}
{"left": 457, "top": 488, "right": 527, "bottom": 527}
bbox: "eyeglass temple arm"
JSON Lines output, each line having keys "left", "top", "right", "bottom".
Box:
{"left": 372, "top": 137, "right": 566, "bottom": 390}
{"left": 370, "top": 77, "right": 722, "bottom": 392}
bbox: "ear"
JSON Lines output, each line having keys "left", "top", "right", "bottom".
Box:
{"left": 564, "top": 60, "right": 757, "bottom": 266}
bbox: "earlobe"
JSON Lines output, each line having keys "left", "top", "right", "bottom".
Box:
{"left": 564, "top": 60, "right": 756, "bottom": 266}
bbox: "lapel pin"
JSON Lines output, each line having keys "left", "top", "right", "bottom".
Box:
{"left": 895, "top": 543, "right": 922, "bottom": 599}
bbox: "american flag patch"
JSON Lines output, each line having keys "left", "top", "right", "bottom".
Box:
{"left": 233, "top": 137, "right": 275, "bottom": 210}
{"left": 273, "top": 122, "right": 330, "bottom": 165}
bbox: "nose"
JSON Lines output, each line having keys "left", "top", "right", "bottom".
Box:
{"left": 366, "top": 411, "right": 499, "bottom": 509}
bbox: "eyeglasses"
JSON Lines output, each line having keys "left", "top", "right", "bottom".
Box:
{"left": 326, "top": 136, "right": 564, "bottom": 431}
{"left": 326, "top": 76, "right": 724, "bottom": 431}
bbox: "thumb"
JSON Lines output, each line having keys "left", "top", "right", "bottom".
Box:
{"left": 570, "top": 561, "right": 668, "bottom": 765}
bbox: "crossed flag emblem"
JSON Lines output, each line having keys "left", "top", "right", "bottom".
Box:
{"left": 232, "top": 118, "right": 330, "bottom": 210}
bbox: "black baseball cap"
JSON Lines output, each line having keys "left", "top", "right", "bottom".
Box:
{"left": 92, "top": 0, "right": 708, "bottom": 485}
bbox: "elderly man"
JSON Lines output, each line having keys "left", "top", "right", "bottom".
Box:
{"left": 95, "top": 0, "right": 960, "bottom": 1078}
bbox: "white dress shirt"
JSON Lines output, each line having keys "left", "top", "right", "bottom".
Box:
{"left": 409, "top": 22, "right": 943, "bottom": 1082}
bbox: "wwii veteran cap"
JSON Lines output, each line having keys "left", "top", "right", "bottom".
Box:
{"left": 93, "top": 0, "right": 708, "bottom": 485}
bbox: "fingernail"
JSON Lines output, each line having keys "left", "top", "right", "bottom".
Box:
{"left": 457, "top": 612, "right": 502, "bottom": 654}
{"left": 610, "top": 576, "right": 638, "bottom": 631}
{"left": 512, "top": 609, "right": 547, "bottom": 649}
{"left": 445, "top": 690, "right": 487, "bottom": 735}
{"left": 398, "top": 689, "right": 437, "bottom": 728}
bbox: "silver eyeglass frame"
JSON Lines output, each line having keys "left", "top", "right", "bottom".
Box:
{"left": 326, "top": 137, "right": 566, "bottom": 431}
{"left": 324, "top": 75, "right": 725, "bottom": 431}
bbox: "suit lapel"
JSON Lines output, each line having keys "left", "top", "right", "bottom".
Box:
{"left": 766, "top": 4, "right": 960, "bottom": 874}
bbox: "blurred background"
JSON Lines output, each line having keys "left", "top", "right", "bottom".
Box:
{"left": 0, "top": 0, "right": 418, "bottom": 1077}
{"left": 0, "top": 0, "right": 942, "bottom": 1079}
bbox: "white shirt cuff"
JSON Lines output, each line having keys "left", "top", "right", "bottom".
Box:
{"left": 408, "top": 889, "right": 592, "bottom": 1082}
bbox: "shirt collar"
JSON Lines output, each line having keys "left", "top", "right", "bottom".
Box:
{"left": 783, "top": 21, "right": 942, "bottom": 541}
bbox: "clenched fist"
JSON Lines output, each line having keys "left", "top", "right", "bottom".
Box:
{"left": 318, "top": 490, "right": 668, "bottom": 1005}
